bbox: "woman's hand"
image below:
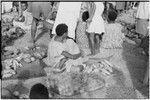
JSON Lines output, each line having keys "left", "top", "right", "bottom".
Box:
{"left": 86, "top": 18, "right": 92, "bottom": 23}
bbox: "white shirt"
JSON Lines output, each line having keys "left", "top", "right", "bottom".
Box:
{"left": 2, "top": 2, "right": 13, "bottom": 13}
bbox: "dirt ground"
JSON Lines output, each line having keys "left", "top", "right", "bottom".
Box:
{"left": 2, "top": 25, "right": 149, "bottom": 98}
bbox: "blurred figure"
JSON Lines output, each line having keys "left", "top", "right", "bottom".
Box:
{"left": 136, "top": 2, "right": 149, "bottom": 38}
{"left": 28, "top": 2, "right": 52, "bottom": 44}
{"left": 116, "top": 2, "right": 125, "bottom": 14}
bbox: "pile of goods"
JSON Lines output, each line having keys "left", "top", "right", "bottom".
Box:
{"left": 2, "top": 12, "right": 26, "bottom": 55}
{"left": 116, "top": 9, "right": 137, "bottom": 25}
{"left": 45, "top": 59, "right": 114, "bottom": 97}
{"left": 83, "top": 59, "right": 113, "bottom": 76}
{"left": 2, "top": 57, "right": 23, "bottom": 79}
{"left": 1, "top": 26, "right": 26, "bottom": 55}
{"left": 2, "top": 12, "right": 18, "bottom": 24}
{"left": 24, "top": 45, "right": 47, "bottom": 60}
{"left": 2, "top": 45, "right": 47, "bottom": 79}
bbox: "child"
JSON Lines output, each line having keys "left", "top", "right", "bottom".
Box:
{"left": 29, "top": 83, "right": 49, "bottom": 99}
{"left": 45, "top": 23, "right": 82, "bottom": 72}
{"left": 76, "top": 11, "right": 91, "bottom": 56}
{"left": 86, "top": 2, "right": 105, "bottom": 55}
{"left": 101, "top": 10, "right": 125, "bottom": 49}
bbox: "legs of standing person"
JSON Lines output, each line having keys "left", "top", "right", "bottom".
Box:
{"left": 40, "top": 3, "right": 52, "bottom": 38}
{"left": 143, "top": 63, "right": 149, "bottom": 85}
{"left": 29, "top": 2, "right": 40, "bottom": 44}
{"left": 30, "top": 17, "right": 39, "bottom": 43}
{"left": 95, "top": 34, "right": 101, "bottom": 54}
{"left": 89, "top": 33, "right": 96, "bottom": 55}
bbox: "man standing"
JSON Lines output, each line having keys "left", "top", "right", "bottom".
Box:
{"left": 28, "top": 2, "right": 52, "bottom": 44}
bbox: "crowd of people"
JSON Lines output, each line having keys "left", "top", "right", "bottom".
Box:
{"left": 1, "top": 1, "right": 149, "bottom": 99}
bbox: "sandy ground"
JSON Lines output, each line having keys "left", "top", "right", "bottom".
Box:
{"left": 2, "top": 26, "right": 149, "bottom": 98}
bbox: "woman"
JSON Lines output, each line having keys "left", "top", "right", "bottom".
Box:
{"left": 52, "top": 2, "right": 82, "bottom": 40}
{"left": 86, "top": 2, "right": 105, "bottom": 55}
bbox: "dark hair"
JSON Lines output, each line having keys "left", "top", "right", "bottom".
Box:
{"left": 29, "top": 83, "right": 49, "bottom": 99}
{"left": 82, "top": 11, "right": 89, "bottom": 22}
{"left": 55, "top": 24, "right": 68, "bottom": 36}
{"left": 21, "top": 1, "right": 28, "bottom": 6}
{"left": 107, "top": 10, "right": 117, "bottom": 22}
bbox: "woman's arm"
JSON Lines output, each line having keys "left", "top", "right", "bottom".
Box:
{"left": 61, "top": 51, "right": 81, "bottom": 60}
{"left": 87, "top": 2, "right": 96, "bottom": 23}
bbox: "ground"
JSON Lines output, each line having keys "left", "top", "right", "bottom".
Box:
{"left": 2, "top": 25, "right": 149, "bottom": 99}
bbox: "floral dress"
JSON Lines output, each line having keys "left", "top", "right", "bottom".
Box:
{"left": 101, "top": 22, "right": 125, "bottom": 49}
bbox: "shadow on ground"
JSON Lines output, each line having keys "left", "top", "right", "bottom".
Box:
{"left": 122, "top": 41, "right": 149, "bottom": 98}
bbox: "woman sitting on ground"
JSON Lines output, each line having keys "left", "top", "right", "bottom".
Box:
{"left": 101, "top": 10, "right": 125, "bottom": 49}
{"left": 44, "top": 23, "right": 82, "bottom": 72}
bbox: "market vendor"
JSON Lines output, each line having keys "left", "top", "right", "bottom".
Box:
{"left": 13, "top": 2, "right": 33, "bottom": 29}
{"left": 44, "top": 23, "right": 83, "bottom": 72}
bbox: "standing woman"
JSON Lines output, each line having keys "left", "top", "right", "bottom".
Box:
{"left": 86, "top": 2, "right": 105, "bottom": 55}
{"left": 51, "top": 2, "right": 82, "bottom": 40}
{"left": 76, "top": 2, "right": 91, "bottom": 56}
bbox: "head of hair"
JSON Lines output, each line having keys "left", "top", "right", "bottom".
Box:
{"left": 21, "top": 1, "right": 28, "bottom": 6}
{"left": 55, "top": 24, "right": 68, "bottom": 37}
{"left": 82, "top": 11, "right": 89, "bottom": 22}
{"left": 107, "top": 10, "right": 117, "bottom": 23}
{"left": 29, "top": 83, "right": 49, "bottom": 99}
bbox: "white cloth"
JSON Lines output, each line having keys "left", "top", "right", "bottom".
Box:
{"left": 136, "top": 2, "right": 150, "bottom": 19}
{"left": 52, "top": 2, "right": 82, "bottom": 39}
{"left": 64, "top": 39, "right": 83, "bottom": 72}
{"left": 2, "top": 2, "right": 13, "bottom": 13}
{"left": 87, "top": 2, "right": 105, "bottom": 34}
{"left": 46, "top": 36, "right": 66, "bottom": 67}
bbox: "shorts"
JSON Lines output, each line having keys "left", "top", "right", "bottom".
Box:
{"left": 29, "top": 2, "right": 52, "bottom": 20}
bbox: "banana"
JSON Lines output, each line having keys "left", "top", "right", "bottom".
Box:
{"left": 101, "top": 61, "right": 112, "bottom": 73}
{"left": 103, "top": 60, "right": 113, "bottom": 73}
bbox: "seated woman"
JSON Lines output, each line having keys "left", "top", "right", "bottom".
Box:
{"left": 13, "top": 2, "right": 33, "bottom": 29}
{"left": 44, "top": 23, "right": 82, "bottom": 72}
{"left": 101, "top": 10, "right": 125, "bottom": 49}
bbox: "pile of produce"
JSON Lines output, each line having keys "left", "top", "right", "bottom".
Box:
{"left": 2, "top": 12, "right": 18, "bottom": 24}
{"left": 1, "top": 26, "right": 26, "bottom": 55}
{"left": 24, "top": 45, "right": 47, "bottom": 60}
{"left": 83, "top": 59, "right": 113, "bottom": 77}
{"left": 116, "top": 9, "right": 137, "bottom": 25}
{"left": 45, "top": 59, "right": 114, "bottom": 96}
{"left": 2, "top": 52, "right": 37, "bottom": 79}
{"left": 2, "top": 57, "right": 23, "bottom": 79}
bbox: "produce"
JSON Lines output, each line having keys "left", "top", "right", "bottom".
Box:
{"left": 30, "top": 57, "right": 36, "bottom": 62}
{"left": 23, "top": 57, "right": 32, "bottom": 63}
{"left": 2, "top": 69, "right": 16, "bottom": 78}
{"left": 85, "top": 77, "right": 105, "bottom": 92}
